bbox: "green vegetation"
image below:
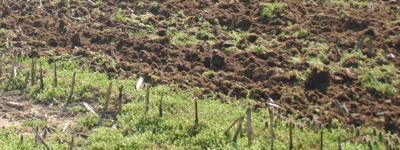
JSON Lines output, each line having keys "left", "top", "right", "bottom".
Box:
{"left": 0, "top": 57, "right": 397, "bottom": 149}
{"left": 359, "top": 65, "right": 399, "bottom": 97}
{"left": 112, "top": 9, "right": 125, "bottom": 21}
{"left": 259, "top": 2, "right": 288, "bottom": 22}
{"left": 169, "top": 30, "right": 200, "bottom": 46}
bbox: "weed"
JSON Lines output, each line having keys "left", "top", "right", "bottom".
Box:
{"left": 259, "top": 2, "right": 288, "bottom": 22}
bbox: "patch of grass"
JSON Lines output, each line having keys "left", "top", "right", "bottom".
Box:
{"left": 169, "top": 30, "right": 199, "bottom": 46}
{"left": 0, "top": 57, "right": 398, "bottom": 149}
{"left": 259, "top": 2, "right": 288, "bottom": 22}
{"left": 22, "top": 120, "right": 48, "bottom": 130}
{"left": 0, "top": 128, "right": 67, "bottom": 149}
{"left": 293, "top": 28, "right": 309, "bottom": 38}
{"left": 359, "top": 65, "right": 399, "bottom": 97}
{"left": 78, "top": 113, "right": 101, "bottom": 130}
{"left": 246, "top": 45, "right": 267, "bottom": 53}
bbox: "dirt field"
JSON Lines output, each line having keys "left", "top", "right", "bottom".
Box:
{"left": 1, "top": 0, "right": 400, "bottom": 135}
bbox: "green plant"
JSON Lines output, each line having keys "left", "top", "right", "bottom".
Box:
{"left": 78, "top": 113, "right": 100, "bottom": 130}
{"left": 113, "top": 9, "right": 125, "bottom": 21}
{"left": 169, "top": 30, "right": 199, "bottom": 46}
{"left": 259, "top": 2, "right": 288, "bottom": 22}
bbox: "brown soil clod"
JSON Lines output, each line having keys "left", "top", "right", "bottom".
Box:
{"left": 305, "top": 68, "right": 330, "bottom": 94}
{"left": 70, "top": 33, "right": 82, "bottom": 47}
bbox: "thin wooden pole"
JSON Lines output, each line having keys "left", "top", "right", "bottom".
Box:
{"left": 104, "top": 81, "right": 112, "bottom": 112}
{"left": 117, "top": 85, "right": 123, "bottom": 112}
{"left": 194, "top": 98, "right": 199, "bottom": 129}
{"left": 159, "top": 92, "right": 164, "bottom": 117}
{"left": 67, "top": 72, "right": 76, "bottom": 103}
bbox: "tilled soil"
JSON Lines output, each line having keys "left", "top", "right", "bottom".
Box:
{"left": 1, "top": 0, "right": 400, "bottom": 134}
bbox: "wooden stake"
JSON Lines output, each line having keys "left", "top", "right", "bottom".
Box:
{"left": 39, "top": 65, "right": 44, "bottom": 90}
{"left": 233, "top": 117, "right": 244, "bottom": 143}
{"left": 159, "top": 92, "right": 164, "bottom": 117}
{"left": 34, "top": 130, "right": 50, "bottom": 149}
{"left": 194, "top": 98, "right": 199, "bottom": 129}
{"left": 67, "top": 72, "right": 76, "bottom": 103}
{"left": 320, "top": 130, "right": 324, "bottom": 150}
{"left": 19, "top": 134, "right": 23, "bottom": 144}
{"left": 117, "top": 85, "right": 123, "bottom": 112}
{"left": 246, "top": 107, "right": 253, "bottom": 146}
{"left": 31, "top": 58, "right": 36, "bottom": 85}
{"left": 289, "top": 122, "right": 293, "bottom": 150}
{"left": 104, "top": 81, "right": 112, "bottom": 112}
{"left": 338, "top": 137, "right": 342, "bottom": 150}
{"left": 269, "top": 108, "right": 275, "bottom": 150}
{"left": 224, "top": 116, "right": 244, "bottom": 136}
{"left": 69, "top": 136, "right": 74, "bottom": 150}
{"left": 145, "top": 85, "right": 150, "bottom": 114}
{"left": 53, "top": 61, "right": 57, "bottom": 87}
{"left": 24, "top": 72, "right": 29, "bottom": 89}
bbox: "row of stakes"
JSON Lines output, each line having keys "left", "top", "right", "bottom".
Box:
{"left": 3, "top": 58, "right": 399, "bottom": 150}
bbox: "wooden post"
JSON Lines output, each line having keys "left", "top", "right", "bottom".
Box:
{"left": 338, "top": 137, "right": 342, "bottom": 150}
{"left": 269, "top": 108, "right": 275, "bottom": 150}
{"left": 194, "top": 98, "right": 199, "bottom": 129}
{"left": 19, "top": 134, "right": 23, "bottom": 144}
{"left": 145, "top": 85, "right": 150, "bottom": 114}
{"left": 289, "top": 122, "right": 293, "bottom": 150}
{"left": 117, "top": 85, "right": 123, "bottom": 112}
{"left": 53, "top": 61, "right": 57, "bottom": 87}
{"left": 246, "top": 107, "right": 253, "bottom": 146}
{"left": 159, "top": 92, "right": 164, "bottom": 117}
{"left": 31, "top": 58, "right": 36, "bottom": 85}
{"left": 24, "top": 72, "right": 29, "bottom": 89}
{"left": 67, "top": 72, "right": 76, "bottom": 103}
{"left": 69, "top": 136, "right": 74, "bottom": 150}
{"left": 39, "top": 65, "right": 44, "bottom": 90}
{"left": 320, "top": 130, "right": 324, "bottom": 150}
{"left": 104, "top": 81, "right": 112, "bottom": 112}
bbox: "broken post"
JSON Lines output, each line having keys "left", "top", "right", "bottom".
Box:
{"left": 67, "top": 72, "right": 76, "bottom": 103}
{"left": 224, "top": 116, "right": 245, "bottom": 136}
{"left": 159, "top": 92, "right": 164, "bottom": 117}
{"left": 34, "top": 130, "right": 50, "bottom": 149}
{"left": 117, "top": 85, "right": 123, "bottom": 112}
{"left": 83, "top": 102, "right": 99, "bottom": 118}
{"left": 104, "top": 81, "right": 112, "bottom": 112}
{"left": 194, "top": 98, "right": 199, "bottom": 129}
{"left": 233, "top": 117, "right": 244, "bottom": 143}
{"left": 246, "top": 107, "right": 253, "bottom": 146}
{"left": 53, "top": 60, "right": 57, "bottom": 87}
